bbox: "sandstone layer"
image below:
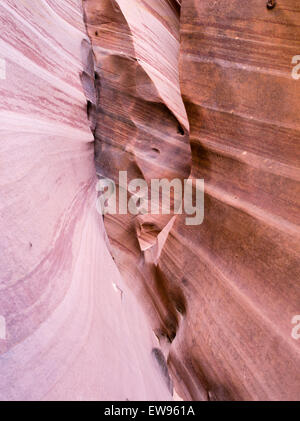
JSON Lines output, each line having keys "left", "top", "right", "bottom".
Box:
{"left": 0, "top": 0, "right": 172, "bottom": 400}
{"left": 0, "top": 0, "right": 299, "bottom": 401}
{"left": 85, "top": 0, "right": 300, "bottom": 401}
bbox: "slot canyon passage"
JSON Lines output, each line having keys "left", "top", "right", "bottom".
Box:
{"left": 0, "top": 0, "right": 299, "bottom": 401}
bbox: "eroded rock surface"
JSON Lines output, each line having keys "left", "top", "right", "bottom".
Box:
{"left": 0, "top": 0, "right": 172, "bottom": 400}
{"left": 85, "top": 0, "right": 300, "bottom": 401}
{"left": 0, "top": 0, "right": 299, "bottom": 401}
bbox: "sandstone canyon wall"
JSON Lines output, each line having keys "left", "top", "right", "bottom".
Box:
{"left": 0, "top": 0, "right": 299, "bottom": 401}
{"left": 0, "top": 0, "right": 172, "bottom": 400}
{"left": 84, "top": 0, "right": 300, "bottom": 401}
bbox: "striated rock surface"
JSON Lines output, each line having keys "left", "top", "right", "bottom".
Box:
{"left": 85, "top": 0, "right": 300, "bottom": 401}
{"left": 0, "top": 0, "right": 299, "bottom": 401}
{"left": 169, "top": 0, "right": 300, "bottom": 400}
{"left": 0, "top": 0, "right": 172, "bottom": 400}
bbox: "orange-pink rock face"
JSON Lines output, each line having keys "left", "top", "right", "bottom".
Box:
{"left": 0, "top": 0, "right": 172, "bottom": 401}
{"left": 174, "top": 0, "right": 300, "bottom": 400}
{"left": 85, "top": 0, "right": 300, "bottom": 401}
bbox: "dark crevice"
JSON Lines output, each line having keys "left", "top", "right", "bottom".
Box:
{"left": 86, "top": 100, "right": 92, "bottom": 119}
{"left": 152, "top": 348, "right": 173, "bottom": 393}
{"left": 177, "top": 123, "right": 185, "bottom": 135}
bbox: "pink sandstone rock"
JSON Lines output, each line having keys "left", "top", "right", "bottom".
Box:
{"left": 0, "top": 0, "right": 172, "bottom": 401}
{"left": 84, "top": 0, "right": 300, "bottom": 401}
{"left": 0, "top": 0, "right": 300, "bottom": 402}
